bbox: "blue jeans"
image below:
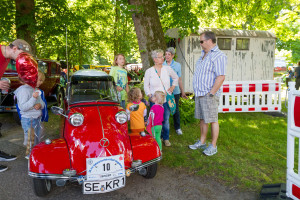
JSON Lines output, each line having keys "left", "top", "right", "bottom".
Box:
{"left": 21, "top": 117, "right": 42, "bottom": 146}
{"left": 120, "top": 100, "right": 126, "bottom": 109}
{"left": 173, "top": 94, "right": 181, "bottom": 130}
{"left": 150, "top": 101, "right": 170, "bottom": 140}
{"left": 117, "top": 91, "right": 126, "bottom": 109}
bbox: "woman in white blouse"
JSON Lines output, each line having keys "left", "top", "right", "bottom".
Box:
{"left": 144, "top": 49, "right": 178, "bottom": 147}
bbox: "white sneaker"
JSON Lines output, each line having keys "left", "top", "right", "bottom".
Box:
{"left": 189, "top": 140, "right": 206, "bottom": 150}
{"left": 176, "top": 129, "right": 183, "bottom": 135}
{"left": 203, "top": 144, "right": 218, "bottom": 156}
{"left": 0, "top": 165, "right": 8, "bottom": 172}
{"left": 25, "top": 155, "right": 29, "bottom": 160}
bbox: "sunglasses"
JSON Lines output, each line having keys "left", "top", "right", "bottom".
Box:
{"left": 200, "top": 40, "right": 207, "bottom": 44}
{"left": 9, "top": 43, "right": 29, "bottom": 52}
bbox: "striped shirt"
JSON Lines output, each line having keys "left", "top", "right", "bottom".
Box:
{"left": 193, "top": 45, "right": 227, "bottom": 97}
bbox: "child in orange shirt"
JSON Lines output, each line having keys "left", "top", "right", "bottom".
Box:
{"left": 126, "top": 87, "right": 147, "bottom": 135}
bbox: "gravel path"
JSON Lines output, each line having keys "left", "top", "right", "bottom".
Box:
{"left": 0, "top": 113, "right": 258, "bottom": 200}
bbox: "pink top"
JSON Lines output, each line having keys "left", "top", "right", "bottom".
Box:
{"left": 150, "top": 104, "right": 164, "bottom": 126}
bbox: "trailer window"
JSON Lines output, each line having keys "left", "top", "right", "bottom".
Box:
{"left": 236, "top": 38, "right": 250, "bottom": 50}
{"left": 217, "top": 38, "right": 231, "bottom": 50}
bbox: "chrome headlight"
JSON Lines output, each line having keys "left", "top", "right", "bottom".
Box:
{"left": 115, "top": 111, "right": 128, "bottom": 124}
{"left": 69, "top": 113, "right": 84, "bottom": 126}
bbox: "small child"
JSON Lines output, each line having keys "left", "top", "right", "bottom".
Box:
{"left": 147, "top": 91, "right": 165, "bottom": 151}
{"left": 109, "top": 54, "right": 129, "bottom": 109}
{"left": 15, "top": 70, "right": 47, "bottom": 158}
{"left": 126, "top": 87, "right": 147, "bottom": 135}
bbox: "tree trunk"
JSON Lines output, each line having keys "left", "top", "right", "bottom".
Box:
{"left": 15, "top": 0, "right": 35, "bottom": 54}
{"left": 128, "top": 0, "right": 166, "bottom": 70}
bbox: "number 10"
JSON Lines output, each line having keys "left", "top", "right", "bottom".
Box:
{"left": 103, "top": 163, "right": 110, "bottom": 171}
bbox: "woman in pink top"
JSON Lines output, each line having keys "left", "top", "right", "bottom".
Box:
{"left": 148, "top": 91, "right": 165, "bottom": 151}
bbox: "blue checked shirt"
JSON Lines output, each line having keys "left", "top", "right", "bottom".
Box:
{"left": 193, "top": 45, "right": 227, "bottom": 97}
{"left": 163, "top": 59, "right": 181, "bottom": 95}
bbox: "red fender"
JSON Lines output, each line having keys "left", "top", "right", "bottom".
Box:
{"left": 129, "top": 133, "right": 161, "bottom": 163}
{"left": 29, "top": 138, "right": 70, "bottom": 174}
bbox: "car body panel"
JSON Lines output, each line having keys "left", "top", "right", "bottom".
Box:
{"left": 64, "top": 103, "right": 133, "bottom": 174}
{"left": 129, "top": 132, "right": 161, "bottom": 163}
{"left": 29, "top": 138, "right": 70, "bottom": 174}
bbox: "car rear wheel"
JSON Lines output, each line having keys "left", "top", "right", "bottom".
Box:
{"left": 33, "top": 178, "right": 52, "bottom": 197}
{"left": 141, "top": 163, "right": 158, "bottom": 179}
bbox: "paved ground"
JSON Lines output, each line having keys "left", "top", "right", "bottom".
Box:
{"left": 0, "top": 113, "right": 257, "bottom": 200}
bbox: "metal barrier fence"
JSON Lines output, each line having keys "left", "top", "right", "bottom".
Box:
{"left": 287, "top": 82, "right": 300, "bottom": 199}
{"left": 218, "top": 80, "right": 281, "bottom": 113}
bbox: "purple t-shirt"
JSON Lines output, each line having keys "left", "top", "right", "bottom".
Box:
{"left": 150, "top": 104, "right": 164, "bottom": 126}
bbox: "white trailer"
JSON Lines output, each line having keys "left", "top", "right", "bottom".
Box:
{"left": 166, "top": 28, "right": 280, "bottom": 112}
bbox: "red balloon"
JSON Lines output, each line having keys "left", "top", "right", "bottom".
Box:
{"left": 16, "top": 52, "right": 38, "bottom": 88}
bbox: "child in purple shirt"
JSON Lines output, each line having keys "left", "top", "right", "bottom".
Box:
{"left": 148, "top": 91, "right": 165, "bottom": 151}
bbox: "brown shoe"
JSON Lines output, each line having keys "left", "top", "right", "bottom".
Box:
{"left": 164, "top": 140, "right": 171, "bottom": 147}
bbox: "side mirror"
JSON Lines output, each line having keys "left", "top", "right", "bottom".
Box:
{"left": 51, "top": 106, "right": 64, "bottom": 115}
{"left": 129, "top": 104, "right": 139, "bottom": 112}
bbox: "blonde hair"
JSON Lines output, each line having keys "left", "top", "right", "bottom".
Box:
{"left": 113, "top": 54, "right": 126, "bottom": 66}
{"left": 154, "top": 91, "right": 165, "bottom": 105}
{"left": 128, "top": 87, "right": 141, "bottom": 103}
{"left": 38, "top": 69, "right": 45, "bottom": 82}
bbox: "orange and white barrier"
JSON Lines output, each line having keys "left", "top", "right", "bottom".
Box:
{"left": 219, "top": 80, "right": 281, "bottom": 113}
{"left": 287, "top": 82, "right": 300, "bottom": 200}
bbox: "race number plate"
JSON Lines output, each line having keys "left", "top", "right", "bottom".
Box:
{"left": 86, "top": 154, "right": 125, "bottom": 181}
{"left": 83, "top": 176, "right": 125, "bottom": 194}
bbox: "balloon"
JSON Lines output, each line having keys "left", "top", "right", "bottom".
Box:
{"left": 16, "top": 52, "right": 38, "bottom": 88}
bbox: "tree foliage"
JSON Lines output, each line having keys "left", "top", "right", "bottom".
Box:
{"left": 272, "top": 2, "right": 300, "bottom": 63}
{"left": 0, "top": 0, "right": 299, "bottom": 66}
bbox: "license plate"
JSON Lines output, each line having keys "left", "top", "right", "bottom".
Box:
{"left": 83, "top": 176, "right": 125, "bottom": 194}
{"left": 86, "top": 154, "right": 125, "bottom": 181}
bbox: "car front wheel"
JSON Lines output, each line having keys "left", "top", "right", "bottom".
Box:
{"left": 140, "top": 163, "right": 158, "bottom": 179}
{"left": 33, "top": 178, "right": 52, "bottom": 197}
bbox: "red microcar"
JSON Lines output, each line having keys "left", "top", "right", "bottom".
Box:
{"left": 28, "top": 69, "right": 161, "bottom": 196}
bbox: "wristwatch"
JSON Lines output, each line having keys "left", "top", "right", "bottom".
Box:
{"left": 209, "top": 93, "right": 214, "bottom": 97}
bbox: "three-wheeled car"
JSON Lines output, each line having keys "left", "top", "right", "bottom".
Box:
{"left": 28, "top": 69, "right": 161, "bottom": 196}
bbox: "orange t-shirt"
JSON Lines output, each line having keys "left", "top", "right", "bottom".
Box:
{"left": 126, "top": 102, "right": 146, "bottom": 130}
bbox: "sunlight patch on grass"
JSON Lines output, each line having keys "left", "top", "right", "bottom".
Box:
{"left": 247, "top": 124, "right": 259, "bottom": 129}
{"left": 161, "top": 112, "right": 288, "bottom": 192}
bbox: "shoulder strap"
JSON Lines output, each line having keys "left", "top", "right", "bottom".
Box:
{"left": 155, "top": 68, "right": 167, "bottom": 93}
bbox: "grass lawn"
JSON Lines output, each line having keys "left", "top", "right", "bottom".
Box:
{"left": 161, "top": 106, "right": 288, "bottom": 192}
